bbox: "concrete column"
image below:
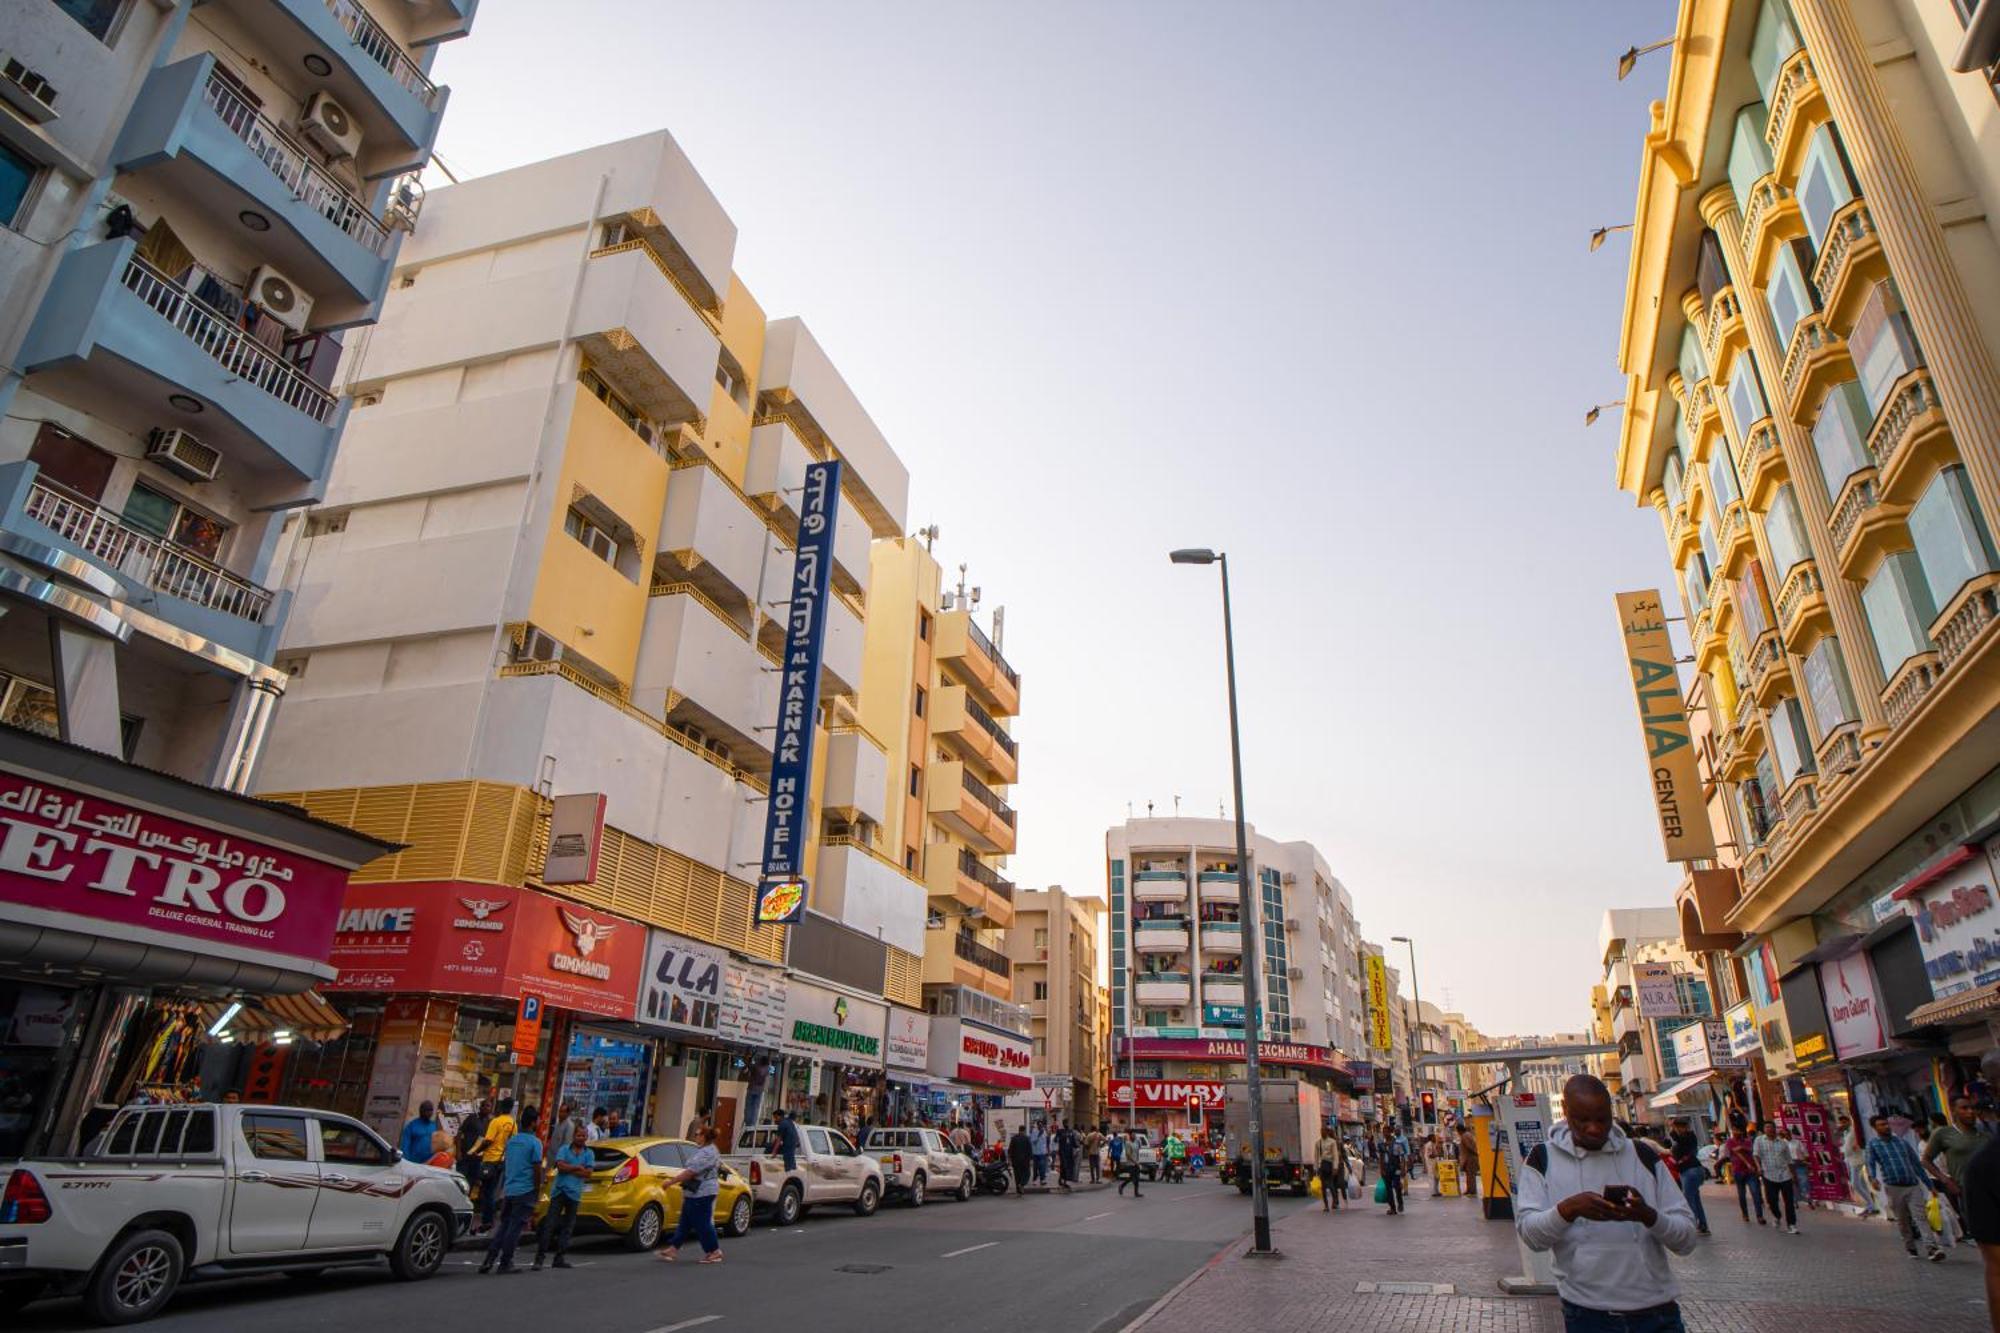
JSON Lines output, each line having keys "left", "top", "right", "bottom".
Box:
{"left": 1701, "top": 187, "right": 1889, "bottom": 735}
{"left": 47, "top": 620, "right": 123, "bottom": 755}
{"left": 210, "top": 676, "right": 284, "bottom": 793}
{"left": 1788, "top": 0, "right": 2000, "bottom": 526}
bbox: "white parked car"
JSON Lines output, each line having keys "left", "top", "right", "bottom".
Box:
{"left": 0, "top": 1103, "right": 469, "bottom": 1324}
{"left": 858, "top": 1127, "right": 976, "bottom": 1205}
{"left": 724, "top": 1123, "right": 884, "bottom": 1226}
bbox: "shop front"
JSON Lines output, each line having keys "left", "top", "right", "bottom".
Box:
{"left": 929, "top": 1014, "right": 1031, "bottom": 1142}
{"left": 882, "top": 1006, "right": 933, "bottom": 1126}
{"left": 1107, "top": 1076, "right": 1224, "bottom": 1140}
{"left": 777, "top": 977, "right": 886, "bottom": 1135}
{"left": 0, "top": 729, "right": 392, "bottom": 1155}
{"left": 315, "top": 880, "right": 646, "bottom": 1140}
{"left": 637, "top": 928, "right": 753, "bottom": 1144}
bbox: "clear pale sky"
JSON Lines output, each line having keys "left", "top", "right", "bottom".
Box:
{"left": 428, "top": 1, "right": 1682, "bottom": 1037}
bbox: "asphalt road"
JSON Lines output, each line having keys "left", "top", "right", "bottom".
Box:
{"left": 16, "top": 1175, "right": 1321, "bottom": 1333}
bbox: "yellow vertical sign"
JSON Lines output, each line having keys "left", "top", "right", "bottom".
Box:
{"left": 1616, "top": 590, "right": 1717, "bottom": 862}
{"left": 1365, "top": 953, "right": 1393, "bottom": 1053}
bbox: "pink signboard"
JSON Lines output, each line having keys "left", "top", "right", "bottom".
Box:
{"left": 1822, "top": 951, "right": 1888, "bottom": 1060}
{"left": 0, "top": 773, "right": 351, "bottom": 970}
{"left": 1778, "top": 1101, "right": 1849, "bottom": 1202}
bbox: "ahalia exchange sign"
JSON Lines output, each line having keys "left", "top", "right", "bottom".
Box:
{"left": 756, "top": 459, "right": 843, "bottom": 926}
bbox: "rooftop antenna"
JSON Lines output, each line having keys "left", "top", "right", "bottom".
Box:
{"left": 917, "top": 524, "right": 939, "bottom": 551}
{"left": 1146, "top": 801, "right": 1154, "bottom": 817}
{"left": 1173, "top": 795, "right": 1181, "bottom": 816}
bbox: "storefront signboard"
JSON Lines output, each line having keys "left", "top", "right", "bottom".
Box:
{"left": 1724, "top": 1000, "right": 1759, "bottom": 1057}
{"left": 781, "top": 980, "right": 886, "bottom": 1065}
{"left": 1614, "top": 589, "right": 1716, "bottom": 861}
{"left": 886, "top": 1007, "right": 930, "bottom": 1071}
{"left": 1823, "top": 951, "right": 1888, "bottom": 1060}
{"left": 637, "top": 929, "right": 725, "bottom": 1035}
{"left": 1905, "top": 843, "right": 2000, "bottom": 1000}
{"left": 719, "top": 962, "right": 787, "bottom": 1048}
{"left": 542, "top": 793, "right": 607, "bottom": 885}
{"left": 1633, "top": 961, "right": 1682, "bottom": 1017}
{"left": 929, "top": 1015, "right": 1031, "bottom": 1089}
{"left": 1365, "top": 952, "right": 1393, "bottom": 1052}
{"left": 1108, "top": 1078, "right": 1224, "bottom": 1109}
{"left": 1203, "top": 1003, "right": 1244, "bottom": 1027}
{"left": 1119, "top": 1036, "right": 1344, "bottom": 1073}
{"left": 1669, "top": 1018, "right": 1743, "bottom": 1076}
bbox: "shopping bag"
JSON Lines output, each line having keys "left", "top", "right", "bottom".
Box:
{"left": 1348, "top": 1179, "right": 1362, "bottom": 1200}
{"left": 1927, "top": 1193, "right": 1945, "bottom": 1234}
{"left": 1309, "top": 1176, "right": 1323, "bottom": 1199}
{"left": 1374, "top": 1177, "right": 1390, "bottom": 1204}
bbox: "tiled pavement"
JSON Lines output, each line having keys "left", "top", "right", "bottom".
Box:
{"left": 1130, "top": 1181, "right": 1990, "bottom": 1333}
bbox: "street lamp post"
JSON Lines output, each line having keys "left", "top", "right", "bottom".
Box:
{"left": 1391, "top": 935, "right": 1424, "bottom": 1129}
{"left": 1170, "top": 548, "right": 1273, "bottom": 1256}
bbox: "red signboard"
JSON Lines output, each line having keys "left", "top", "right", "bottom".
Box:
{"left": 956, "top": 1023, "right": 1032, "bottom": 1090}
{"left": 326, "top": 881, "right": 644, "bottom": 1019}
{"left": 0, "top": 773, "right": 352, "bottom": 972}
{"left": 1108, "top": 1079, "right": 1225, "bottom": 1109}
{"left": 1117, "top": 1036, "right": 1343, "bottom": 1072}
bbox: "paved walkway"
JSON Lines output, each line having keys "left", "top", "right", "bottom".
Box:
{"left": 1131, "top": 1180, "right": 1990, "bottom": 1333}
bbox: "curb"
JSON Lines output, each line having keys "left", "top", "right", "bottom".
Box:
{"left": 1116, "top": 1227, "right": 1249, "bottom": 1333}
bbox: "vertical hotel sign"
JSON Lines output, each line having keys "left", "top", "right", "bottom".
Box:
{"left": 1615, "top": 590, "right": 1715, "bottom": 861}
{"left": 756, "top": 460, "right": 843, "bottom": 927}
{"left": 1364, "top": 952, "right": 1393, "bottom": 1054}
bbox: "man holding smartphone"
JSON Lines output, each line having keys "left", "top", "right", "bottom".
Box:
{"left": 1517, "top": 1075, "right": 1698, "bottom": 1333}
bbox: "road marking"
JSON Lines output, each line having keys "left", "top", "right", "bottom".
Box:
{"left": 643, "top": 1319, "right": 723, "bottom": 1333}
{"left": 940, "top": 1241, "right": 999, "bottom": 1257}
{"left": 1081, "top": 1210, "right": 1117, "bottom": 1221}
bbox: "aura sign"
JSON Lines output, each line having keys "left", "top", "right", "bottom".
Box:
{"left": 756, "top": 459, "right": 843, "bottom": 927}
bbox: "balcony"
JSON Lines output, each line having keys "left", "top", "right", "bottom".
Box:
{"left": 1828, "top": 468, "right": 1908, "bottom": 582}
{"left": 1814, "top": 722, "right": 1865, "bottom": 791}
{"left": 935, "top": 608, "right": 1020, "bottom": 717}
{"left": 206, "top": 0, "right": 448, "bottom": 176}
{"left": 1777, "top": 560, "right": 1830, "bottom": 648}
{"left": 1781, "top": 775, "right": 1820, "bottom": 829}
{"left": 757, "top": 319, "right": 910, "bottom": 535}
{"left": 1132, "top": 869, "right": 1190, "bottom": 903}
{"left": 1133, "top": 973, "right": 1192, "bottom": 1006}
{"left": 1722, "top": 706, "right": 1767, "bottom": 781}
{"left": 1869, "top": 369, "right": 1955, "bottom": 508}
{"left": 932, "top": 683, "right": 1019, "bottom": 786}
{"left": 632, "top": 584, "right": 776, "bottom": 770}
{"left": 1764, "top": 49, "right": 1827, "bottom": 185}
{"left": 925, "top": 759, "right": 1017, "bottom": 855}
{"left": 578, "top": 242, "right": 722, "bottom": 435}
{"left": 18, "top": 241, "right": 345, "bottom": 492}
{"left": 1747, "top": 629, "right": 1791, "bottom": 708}
{"left": 1781, "top": 314, "right": 1853, "bottom": 423}
{"left": 745, "top": 419, "right": 814, "bottom": 521}
{"left": 924, "top": 844, "right": 1015, "bottom": 928}
{"left": 954, "top": 929, "right": 1012, "bottom": 980}
{"left": 821, "top": 727, "right": 888, "bottom": 827}
{"left": 1668, "top": 501, "right": 1700, "bottom": 567}
{"left": 1197, "top": 870, "right": 1242, "bottom": 903}
{"left": 1201, "top": 974, "right": 1246, "bottom": 1007}
{"left": 1713, "top": 500, "right": 1752, "bottom": 578}
{"left": 1704, "top": 287, "right": 1748, "bottom": 383}
{"left": 656, "top": 461, "right": 769, "bottom": 611}
{"left": 1740, "top": 419, "right": 1786, "bottom": 512}
{"left": 1741, "top": 176, "right": 1805, "bottom": 280}
{"left": 814, "top": 838, "right": 924, "bottom": 956}
{"left": 115, "top": 59, "right": 396, "bottom": 327}
{"left": 1812, "top": 200, "right": 1887, "bottom": 334}
{"left": 1199, "top": 921, "right": 1243, "bottom": 954}
{"left": 1691, "top": 380, "right": 1725, "bottom": 465}
{"left": 1691, "top": 606, "right": 1722, "bottom": 673}
{"left": 1933, "top": 573, "right": 2000, "bottom": 675}
{"left": 752, "top": 557, "right": 864, "bottom": 699}
{"left": 1882, "top": 650, "right": 1943, "bottom": 728}
{"left": 1134, "top": 920, "right": 1191, "bottom": 953}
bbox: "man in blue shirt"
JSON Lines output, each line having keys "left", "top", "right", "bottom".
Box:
{"left": 399, "top": 1101, "right": 441, "bottom": 1165}
{"left": 776, "top": 1109, "right": 801, "bottom": 1173}
{"left": 480, "top": 1105, "right": 543, "bottom": 1275}
{"left": 1867, "top": 1114, "right": 1945, "bottom": 1261}
{"left": 535, "top": 1119, "right": 593, "bottom": 1270}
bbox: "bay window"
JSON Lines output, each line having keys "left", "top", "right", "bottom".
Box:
{"left": 1663, "top": 450, "right": 1686, "bottom": 513}
{"left": 1860, "top": 551, "right": 1937, "bottom": 676}
{"left": 1728, "top": 105, "right": 1775, "bottom": 213}
{"left": 1796, "top": 125, "right": 1857, "bottom": 253}
{"left": 1749, "top": 0, "right": 1802, "bottom": 102}
{"left": 1699, "top": 519, "right": 1722, "bottom": 575}
{"left": 1738, "top": 563, "right": 1774, "bottom": 642}
{"left": 1801, "top": 637, "right": 1857, "bottom": 737}
{"left": 1909, "top": 466, "right": 2000, "bottom": 611}
{"left": 1850, "top": 282, "right": 1924, "bottom": 420}
{"left": 1685, "top": 554, "right": 1712, "bottom": 621}
{"left": 1764, "top": 486, "right": 1811, "bottom": 575}
{"left": 1709, "top": 436, "right": 1742, "bottom": 513}
{"left": 1809, "top": 381, "right": 1873, "bottom": 501}
{"left": 1679, "top": 327, "right": 1709, "bottom": 396}
{"left": 1767, "top": 696, "right": 1816, "bottom": 787}
{"left": 1723, "top": 363, "right": 1770, "bottom": 440}
{"left": 1765, "top": 243, "right": 1817, "bottom": 350}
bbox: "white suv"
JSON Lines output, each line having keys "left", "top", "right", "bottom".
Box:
{"left": 858, "top": 1128, "right": 976, "bottom": 1206}
{"left": 724, "top": 1123, "right": 884, "bottom": 1226}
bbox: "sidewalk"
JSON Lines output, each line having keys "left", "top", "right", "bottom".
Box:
{"left": 1131, "top": 1182, "right": 1990, "bottom": 1333}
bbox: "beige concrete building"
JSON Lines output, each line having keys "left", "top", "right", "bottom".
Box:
{"left": 1006, "top": 886, "right": 1103, "bottom": 1123}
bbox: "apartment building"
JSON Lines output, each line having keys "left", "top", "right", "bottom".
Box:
{"left": 1005, "top": 887, "right": 1103, "bottom": 1123}
{"left": 248, "top": 131, "right": 940, "bottom": 1136}
{"left": 1612, "top": 0, "right": 2000, "bottom": 1130}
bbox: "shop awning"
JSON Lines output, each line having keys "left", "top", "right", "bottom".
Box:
{"left": 1907, "top": 980, "right": 2000, "bottom": 1029}
{"left": 1648, "top": 1073, "right": 1712, "bottom": 1109}
{"left": 204, "top": 991, "right": 350, "bottom": 1043}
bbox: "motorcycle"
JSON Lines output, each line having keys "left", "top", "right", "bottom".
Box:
{"left": 976, "top": 1147, "right": 1014, "bottom": 1196}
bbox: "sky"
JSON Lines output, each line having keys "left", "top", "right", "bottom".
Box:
{"left": 427, "top": 1, "right": 1683, "bottom": 1037}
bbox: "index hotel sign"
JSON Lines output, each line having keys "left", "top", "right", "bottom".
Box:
{"left": 1615, "top": 590, "right": 1716, "bottom": 862}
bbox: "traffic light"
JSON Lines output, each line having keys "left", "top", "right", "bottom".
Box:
{"left": 1420, "top": 1091, "right": 1436, "bottom": 1124}
{"left": 1187, "top": 1096, "right": 1204, "bottom": 1129}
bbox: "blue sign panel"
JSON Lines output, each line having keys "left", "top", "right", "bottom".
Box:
{"left": 1202, "top": 1003, "right": 1244, "bottom": 1028}
{"left": 755, "top": 460, "right": 842, "bottom": 927}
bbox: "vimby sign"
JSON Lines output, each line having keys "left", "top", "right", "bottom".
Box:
{"left": 1108, "top": 1079, "right": 1225, "bottom": 1110}
{"left": 756, "top": 459, "right": 843, "bottom": 927}
{"left": 1614, "top": 590, "right": 1716, "bottom": 862}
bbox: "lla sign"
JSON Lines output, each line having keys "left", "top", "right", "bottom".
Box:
{"left": 756, "top": 460, "right": 843, "bottom": 927}
{"left": 1615, "top": 590, "right": 1715, "bottom": 862}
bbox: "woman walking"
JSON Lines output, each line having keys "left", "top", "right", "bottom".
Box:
{"left": 656, "top": 1119, "right": 725, "bottom": 1265}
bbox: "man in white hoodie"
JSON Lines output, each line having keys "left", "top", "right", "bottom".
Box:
{"left": 1517, "top": 1075, "right": 1699, "bottom": 1333}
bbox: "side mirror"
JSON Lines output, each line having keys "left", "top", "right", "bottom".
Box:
{"left": 389, "top": 1148, "right": 404, "bottom": 1163}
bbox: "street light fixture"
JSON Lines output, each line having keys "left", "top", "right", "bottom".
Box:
{"left": 1390, "top": 936, "right": 1424, "bottom": 1130}
{"left": 1169, "top": 546, "right": 1273, "bottom": 1256}
{"left": 1584, "top": 400, "right": 1625, "bottom": 427}
{"left": 1617, "top": 38, "right": 1675, "bottom": 80}
{"left": 1588, "top": 223, "right": 1633, "bottom": 252}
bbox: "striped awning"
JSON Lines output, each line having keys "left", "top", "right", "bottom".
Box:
{"left": 1907, "top": 980, "right": 2000, "bottom": 1029}
{"left": 204, "top": 990, "right": 350, "bottom": 1043}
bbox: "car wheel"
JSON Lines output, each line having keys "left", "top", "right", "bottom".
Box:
{"left": 773, "top": 1183, "right": 803, "bottom": 1227}
{"left": 84, "top": 1228, "right": 183, "bottom": 1325}
{"left": 725, "top": 1195, "right": 754, "bottom": 1238}
{"left": 956, "top": 1173, "right": 973, "bottom": 1202}
{"left": 908, "top": 1172, "right": 926, "bottom": 1208}
{"left": 627, "top": 1203, "right": 665, "bottom": 1252}
{"left": 391, "top": 1209, "right": 450, "bottom": 1280}
{"left": 853, "top": 1178, "right": 880, "bottom": 1217}
{"left": 0, "top": 1280, "right": 48, "bottom": 1317}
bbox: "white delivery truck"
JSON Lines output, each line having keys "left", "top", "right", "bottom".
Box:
{"left": 1218, "top": 1078, "right": 1324, "bottom": 1196}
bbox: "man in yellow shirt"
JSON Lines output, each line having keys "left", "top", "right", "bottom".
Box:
{"left": 472, "top": 1097, "right": 517, "bottom": 1234}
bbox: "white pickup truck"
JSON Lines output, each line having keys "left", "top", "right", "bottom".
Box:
{"left": 724, "top": 1122, "right": 884, "bottom": 1226}
{"left": 0, "top": 1102, "right": 470, "bottom": 1324}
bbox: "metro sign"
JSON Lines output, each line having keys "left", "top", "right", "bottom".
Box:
{"left": 1108, "top": 1079, "right": 1224, "bottom": 1110}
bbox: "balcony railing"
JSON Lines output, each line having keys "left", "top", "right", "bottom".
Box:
{"left": 24, "top": 481, "right": 275, "bottom": 623}
{"left": 963, "top": 692, "right": 1018, "bottom": 756}
{"left": 957, "top": 847, "right": 1015, "bottom": 901}
{"left": 966, "top": 616, "right": 1020, "bottom": 689}
{"left": 322, "top": 0, "right": 442, "bottom": 109}
{"left": 122, "top": 257, "right": 336, "bottom": 421}
{"left": 960, "top": 768, "right": 1016, "bottom": 827}
{"left": 201, "top": 72, "right": 390, "bottom": 255}
{"left": 954, "top": 929, "right": 1011, "bottom": 978}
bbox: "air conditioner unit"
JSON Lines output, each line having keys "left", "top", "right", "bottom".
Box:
{"left": 1289, "top": 1017, "right": 1307, "bottom": 1030}
{"left": 1284, "top": 917, "right": 1301, "bottom": 931}
{"left": 1287, "top": 967, "right": 1304, "bottom": 981}
{"left": 249, "top": 265, "right": 313, "bottom": 333}
{"left": 521, "top": 628, "right": 560, "bottom": 663}
{"left": 147, "top": 428, "right": 222, "bottom": 482}
{"left": 1281, "top": 871, "right": 1297, "bottom": 885}
{"left": 299, "top": 91, "right": 361, "bottom": 161}
{"left": 0, "top": 53, "right": 59, "bottom": 123}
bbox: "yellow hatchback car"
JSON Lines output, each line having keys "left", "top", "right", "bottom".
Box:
{"left": 535, "top": 1136, "right": 755, "bottom": 1250}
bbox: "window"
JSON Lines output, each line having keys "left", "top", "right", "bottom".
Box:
{"left": 1033, "top": 981, "right": 1048, "bottom": 1000}
{"left": 830, "top": 1132, "right": 859, "bottom": 1158}
{"left": 241, "top": 1113, "right": 311, "bottom": 1161}
{"left": 1724, "top": 364, "right": 1769, "bottom": 440}
{"left": 123, "top": 482, "right": 227, "bottom": 560}
{"left": 319, "top": 1119, "right": 391, "bottom": 1165}
{"left": 0, "top": 141, "right": 39, "bottom": 230}
{"left": 1738, "top": 564, "right": 1774, "bottom": 642}
{"left": 1707, "top": 439, "right": 1740, "bottom": 512}
{"left": 904, "top": 846, "right": 918, "bottom": 872}
{"left": 579, "top": 366, "right": 651, "bottom": 441}
{"left": 1767, "top": 697, "right": 1816, "bottom": 786}
{"left": 1749, "top": 0, "right": 1802, "bottom": 101}
{"left": 564, "top": 507, "right": 618, "bottom": 565}
{"left": 908, "top": 764, "right": 921, "bottom": 797}
{"left": 1678, "top": 326, "right": 1709, "bottom": 394}
{"left": 913, "top": 685, "right": 926, "bottom": 718}
{"left": 1033, "top": 928, "right": 1048, "bottom": 950}
{"left": 1851, "top": 283, "right": 1923, "bottom": 420}
{"left": 1860, "top": 551, "right": 1938, "bottom": 677}
{"left": 55, "top": 0, "right": 125, "bottom": 41}
{"left": 1662, "top": 450, "right": 1686, "bottom": 513}
{"left": 918, "top": 610, "right": 931, "bottom": 642}
{"left": 1796, "top": 125, "right": 1856, "bottom": 252}
{"left": 807, "top": 1129, "right": 832, "bottom": 1154}
{"left": 1909, "top": 466, "right": 2000, "bottom": 611}
{"left": 1764, "top": 244, "right": 1816, "bottom": 349}
{"left": 1801, "top": 637, "right": 1857, "bottom": 737}
{"left": 1728, "top": 104, "right": 1776, "bottom": 211}
{"left": 642, "top": 1143, "right": 688, "bottom": 1169}
{"left": 1764, "top": 486, "right": 1810, "bottom": 576}
{"left": 1684, "top": 556, "right": 1709, "bottom": 622}
{"left": 1698, "top": 519, "right": 1721, "bottom": 575}
{"left": 1809, "top": 381, "right": 1873, "bottom": 500}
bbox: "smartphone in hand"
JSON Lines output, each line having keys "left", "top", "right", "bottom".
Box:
{"left": 1602, "top": 1184, "right": 1637, "bottom": 1207}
